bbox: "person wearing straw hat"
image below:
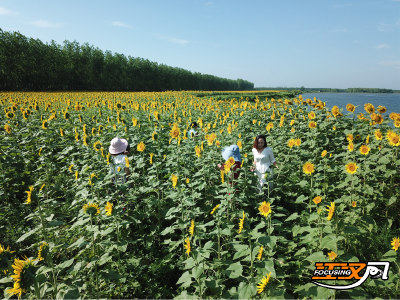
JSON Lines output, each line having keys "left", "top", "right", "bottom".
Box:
{"left": 250, "top": 134, "right": 279, "bottom": 194}
{"left": 217, "top": 145, "right": 242, "bottom": 186}
{"left": 109, "top": 137, "right": 131, "bottom": 183}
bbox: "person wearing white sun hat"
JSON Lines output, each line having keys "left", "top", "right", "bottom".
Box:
{"left": 109, "top": 137, "right": 131, "bottom": 182}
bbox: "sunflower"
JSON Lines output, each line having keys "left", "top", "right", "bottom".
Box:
{"left": 257, "top": 246, "right": 264, "bottom": 260}
{"left": 42, "top": 120, "right": 48, "bottom": 129}
{"left": 359, "top": 145, "right": 370, "bottom": 155}
{"left": 103, "top": 200, "right": 112, "bottom": 215}
{"left": 309, "top": 121, "right": 317, "bottom": 129}
{"left": 364, "top": 103, "right": 375, "bottom": 114}
{"left": 327, "top": 251, "right": 337, "bottom": 261}
{"left": 348, "top": 143, "right": 354, "bottom": 152}
{"left": 258, "top": 201, "right": 272, "bottom": 218}
{"left": 303, "top": 162, "right": 315, "bottom": 175}
{"left": 332, "top": 106, "right": 342, "bottom": 117}
{"left": 149, "top": 153, "right": 154, "bottom": 164}
{"left": 210, "top": 204, "right": 220, "bottom": 214}
{"left": 373, "top": 114, "right": 384, "bottom": 125}
{"left": 189, "top": 220, "right": 195, "bottom": 236}
{"left": 82, "top": 203, "right": 100, "bottom": 216}
{"left": 321, "top": 150, "right": 327, "bottom": 157}
{"left": 391, "top": 237, "right": 400, "bottom": 251}
{"left": 8, "top": 256, "right": 37, "bottom": 298}
{"left": 346, "top": 134, "right": 354, "bottom": 142}
{"left": 37, "top": 242, "right": 49, "bottom": 261}
{"left": 137, "top": 141, "right": 145, "bottom": 152}
{"left": 257, "top": 272, "right": 272, "bottom": 294}
{"left": 377, "top": 105, "right": 386, "bottom": 114}
{"left": 25, "top": 186, "right": 34, "bottom": 204}
{"left": 326, "top": 202, "right": 335, "bottom": 221}
{"left": 345, "top": 162, "right": 358, "bottom": 174}
{"left": 238, "top": 211, "right": 245, "bottom": 234}
{"left": 75, "top": 171, "right": 78, "bottom": 180}
{"left": 171, "top": 174, "right": 178, "bottom": 189}
{"left": 394, "top": 120, "right": 400, "bottom": 128}
{"left": 237, "top": 140, "right": 242, "bottom": 149}
{"left": 169, "top": 126, "right": 180, "bottom": 139}
{"left": 153, "top": 111, "right": 159, "bottom": 121}
{"left": 4, "top": 124, "right": 11, "bottom": 134}
{"left": 294, "top": 138, "right": 301, "bottom": 147}
{"left": 308, "top": 111, "right": 316, "bottom": 119}
{"left": 357, "top": 113, "right": 364, "bottom": 120}
{"left": 313, "top": 196, "right": 322, "bottom": 205}
{"left": 290, "top": 120, "right": 295, "bottom": 126}
{"left": 351, "top": 201, "right": 357, "bottom": 208}
{"left": 186, "top": 178, "right": 190, "bottom": 184}
{"left": 388, "top": 133, "right": 400, "bottom": 147}
{"left": 195, "top": 145, "right": 201, "bottom": 157}
{"left": 287, "top": 139, "right": 295, "bottom": 148}
{"left": 184, "top": 237, "right": 191, "bottom": 256}
{"left": 346, "top": 103, "right": 355, "bottom": 113}
{"left": 6, "top": 111, "right": 15, "bottom": 119}
{"left": 227, "top": 157, "right": 235, "bottom": 166}
{"left": 93, "top": 141, "right": 102, "bottom": 152}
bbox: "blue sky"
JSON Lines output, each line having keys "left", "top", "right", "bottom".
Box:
{"left": 1, "top": 0, "right": 399, "bottom": 89}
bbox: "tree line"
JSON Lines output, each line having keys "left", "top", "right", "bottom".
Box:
{"left": 0, "top": 29, "right": 254, "bottom": 91}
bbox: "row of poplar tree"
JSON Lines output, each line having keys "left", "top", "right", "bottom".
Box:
{"left": 0, "top": 29, "right": 254, "bottom": 92}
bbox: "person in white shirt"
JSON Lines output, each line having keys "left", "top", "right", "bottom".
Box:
{"left": 109, "top": 137, "right": 131, "bottom": 183}
{"left": 250, "top": 134, "right": 279, "bottom": 193}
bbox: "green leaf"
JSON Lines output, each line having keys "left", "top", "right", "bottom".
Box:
{"left": 271, "top": 289, "right": 293, "bottom": 299}
{"left": 56, "top": 258, "right": 74, "bottom": 270}
{"left": 47, "top": 220, "right": 63, "bottom": 227}
{"left": 176, "top": 271, "right": 192, "bottom": 285}
{"left": 285, "top": 212, "right": 299, "bottom": 222}
{"left": 316, "top": 286, "right": 335, "bottom": 299}
{"left": 295, "top": 194, "right": 307, "bottom": 203}
{"left": 343, "top": 226, "right": 366, "bottom": 234}
{"left": 174, "top": 290, "right": 197, "bottom": 300}
{"left": 383, "top": 250, "right": 397, "bottom": 257}
{"left": 116, "top": 241, "right": 128, "bottom": 252}
{"left": 347, "top": 288, "right": 371, "bottom": 299}
{"left": 304, "top": 251, "right": 327, "bottom": 263}
{"left": 224, "top": 262, "right": 243, "bottom": 279}
{"left": 16, "top": 227, "right": 40, "bottom": 243}
{"left": 238, "top": 282, "right": 257, "bottom": 299}
{"left": 161, "top": 226, "right": 175, "bottom": 235}
{"left": 61, "top": 286, "right": 80, "bottom": 299}
{"left": 233, "top": 247, "right": 250, "bottom": 260}
{"left": 320, "top": 234, "right": 344, "bottom": 250}
{"left": 99, "top": 269, "right": 120, "bottom": 280}
{"left": 99, "top": 253, "right": 112, "bottom": 265}
{"left": 203, "top": 241, "right": 214, "bottom": 250}
{"left": 68, "top": 237, "right": 86, "bottom": 249}
{"left": 258, "top": 236, "right": 277, "bottom": 249}
{"left": 0, "top": 277, "right": 13, "bottom": 283}
{"left": 192, "top": 266, "right": 204, "bottom": 279}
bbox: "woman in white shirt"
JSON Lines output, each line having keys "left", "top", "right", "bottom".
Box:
{"left": 250, "top": 134, "right": 279, "bottom": 193}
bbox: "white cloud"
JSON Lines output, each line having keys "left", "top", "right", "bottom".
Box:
{"left": 29, "top": 20, "right": 62, "bottom": 28}
{"left": 205, "top": 1, "right": 213, "bottom": 5}
{"left": 156, "top": 35, "right": 190, "bottom": 45}
{"left": 377, "top": 22, "right": 392, "bottom": 31}
{"left": 0, "top": 6, "right": 18, "bottom": 16}
{"left": 111, "top": 21, "right": 131, "bottom": 28}
{"left": 375, "top": 44, "right": 390, "bottom": 49}
{"left": 379, "top": 60, "right": 400, "bottom": 67}
{"left": 329, "top": 28, "right": 348, "bottom": 33}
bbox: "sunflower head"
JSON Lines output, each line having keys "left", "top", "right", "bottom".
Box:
{"left": 105, "top": 201, "right": 113, "bottom": 216}
{"left": 321, "top": 150, "right": 327, "bottom": 157}
{"left": 258, "top": 201, "right": 272, "bottom": 218}
{"left": 8, "top": 256, "right": 37, "bottom": 298}
{"left": 377, "top": 106, "right": 386, "bottom": 114}
{"left": 364, "top": 103, "right": 375, "bottom": 114}
{"left": 42, "top": 120, "right": 48, "bottom": 129}
{"left": 359, "top": 145, "right": 370, "bottom": 155}
{"left": 303, "top": 162, "right": 315, "bottom": 175}
{"left": 388, "top": 133, "right": 400, "bottom": 147}
{"left": 345, "top": 162, "right": 358, "bottom": 174}
{"left": 137, "top": 141, "right": 146, "bottom": 152}
{"left": 391, "top": 237, "right": 400, "bottom": 252}
{"left": 82, "top": 203, "right": 100, "bottom": 216}
{"left": 327, "top": 251, "right": 337, "bottom": 261}
{"left": 309, "top": 121, "right": 317, "bottom": 129}
{"left": 287, "top": 139, "right": 295, "bottom": 148}
{"left": 37, "top": 242, "right": 49, "bottom": 261}
{"left": 313, "top": 196, "right": 322, "bottom": 204}
{"left": 346, "top": 103, "right": 355, "bottom": 113}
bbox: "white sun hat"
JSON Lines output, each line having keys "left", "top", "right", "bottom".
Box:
{"left": 109, "top": 137, "right": 128, "bottom": 155}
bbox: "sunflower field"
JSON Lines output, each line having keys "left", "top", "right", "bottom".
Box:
{"left": 0, "top": 91, "right": 399, "bottom": 299}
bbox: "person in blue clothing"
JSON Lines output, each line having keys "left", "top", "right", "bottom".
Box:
{"left": 188, "top": 122, "right": 199, "bottom": 138}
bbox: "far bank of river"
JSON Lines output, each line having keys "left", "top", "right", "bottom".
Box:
{"left": 299, "top": 93, "right": 400, "bottom": 116}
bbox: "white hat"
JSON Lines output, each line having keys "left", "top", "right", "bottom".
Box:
{"left": 109, "top": 138, "right": 128, "bottom": 155}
